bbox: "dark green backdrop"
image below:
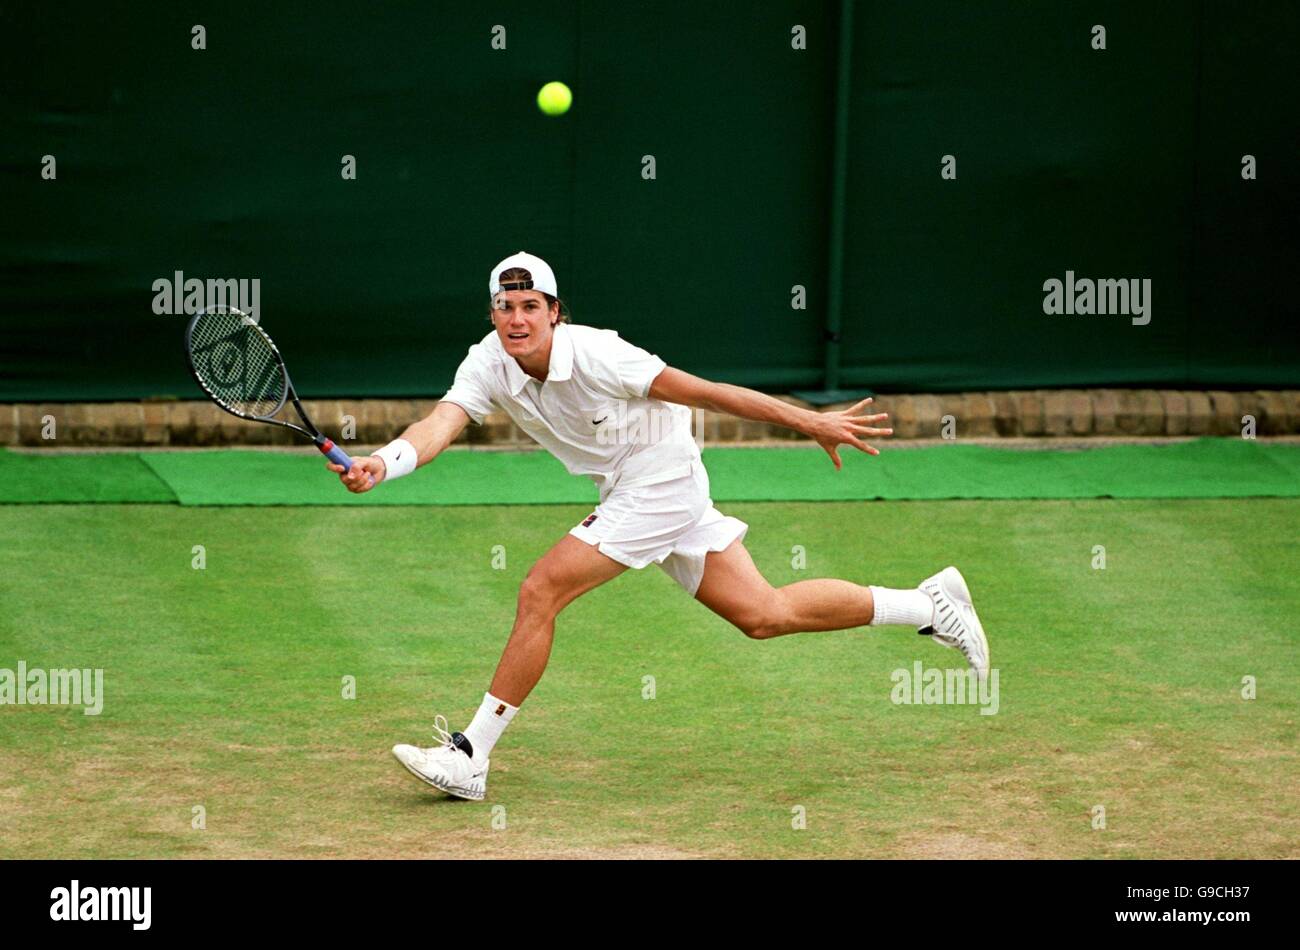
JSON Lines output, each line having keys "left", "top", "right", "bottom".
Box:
{"left": 1, "top": 1, "right": 1296, "bottom": 401}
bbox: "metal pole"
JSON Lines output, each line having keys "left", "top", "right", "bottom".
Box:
{"left": 823, "top": 0, "right": 855, "bottom": 393}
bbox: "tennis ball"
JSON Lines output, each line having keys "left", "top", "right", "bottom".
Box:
{"left": 537, "top": 81, "right": 572, "bottom": 116}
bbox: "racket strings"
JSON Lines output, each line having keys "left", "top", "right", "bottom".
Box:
{"left": 187, "top": 308, "right": 286, "bottom": 419}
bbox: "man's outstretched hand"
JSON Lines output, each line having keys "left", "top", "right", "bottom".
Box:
{"left": 807, "top": 397, "right": 893, "bottom": 470}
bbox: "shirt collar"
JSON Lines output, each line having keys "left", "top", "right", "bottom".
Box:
{"left": 504, "top": 322, "right": 574, "bottom": 395}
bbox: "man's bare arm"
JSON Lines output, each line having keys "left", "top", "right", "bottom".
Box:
{"left": 330, "top": 401, "right": 472, "bottom": 491}
{"left": 648, "top": 366, "right": 892, "bottom": 469}
{"left": 396, "top": 400, "right": 473, "bottom": 467}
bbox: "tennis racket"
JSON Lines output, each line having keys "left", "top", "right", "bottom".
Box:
{"left": 184, "top": 306, "right": 371, "bottom": 483}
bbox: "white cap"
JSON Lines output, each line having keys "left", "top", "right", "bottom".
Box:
{"left": 489, "top": 251, "right": 558, "bottom": 298}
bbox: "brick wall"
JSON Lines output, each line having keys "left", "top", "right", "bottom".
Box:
{"left": 2, "top": 390, "right": 1297, "bottom": 447}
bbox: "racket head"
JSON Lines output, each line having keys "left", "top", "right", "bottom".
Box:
{"left": 185, "top": 306, "right": 290, "bottom": 421}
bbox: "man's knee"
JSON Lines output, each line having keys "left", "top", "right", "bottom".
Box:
{"left": 733, "top": 592, "right": 792, "bottom": 640}
{"left": 517, "top": 569, "right": 563, "bottom": 620}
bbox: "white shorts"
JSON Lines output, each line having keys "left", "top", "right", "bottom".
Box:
{"left": 569, "top": 461, "right": 748, "bottom": 595}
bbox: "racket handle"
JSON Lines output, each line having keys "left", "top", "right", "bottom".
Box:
{"left": 316, "top": 437, "right": 374, "bottom": 486}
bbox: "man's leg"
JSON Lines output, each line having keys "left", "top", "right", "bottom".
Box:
{"left": 393, "top": 534, "right": 625, "bottom": 798}
{"left": 693, "top": 539, "right": 928, "bottom": 639}
{"left": 487, "top": 534, "right": 628, "bottom": 706}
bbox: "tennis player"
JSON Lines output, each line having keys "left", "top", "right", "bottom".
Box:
{"left": 329, "top": 252, "right": 990, "bottom": 801}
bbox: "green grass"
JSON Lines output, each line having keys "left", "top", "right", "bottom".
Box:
{"left": 1, "top": 499, "right": 1297, "bottom": 859}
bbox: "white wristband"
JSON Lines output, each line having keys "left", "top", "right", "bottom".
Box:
{"left": 372, "top": 438, "right": 418, "bottom": 482}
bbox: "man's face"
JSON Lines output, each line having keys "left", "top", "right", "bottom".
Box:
{"left": 491, "top": 290, "right": 558, "bottom": 361}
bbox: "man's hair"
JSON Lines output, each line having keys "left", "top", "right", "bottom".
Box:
{"left": 488, "top": 267, "right": 570, "bottom": 324}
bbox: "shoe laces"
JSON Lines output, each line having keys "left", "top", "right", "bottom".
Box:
{"left": 431, "top": 714, "right": 457, "bottom": 751}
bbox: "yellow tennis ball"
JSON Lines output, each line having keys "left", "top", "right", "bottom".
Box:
{"left": 537, "top": 81, "right": 572, "bottom": 116}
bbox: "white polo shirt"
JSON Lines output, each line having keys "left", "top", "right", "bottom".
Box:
{"left": 441, "top": 323, "right": 700, "bottom": 498}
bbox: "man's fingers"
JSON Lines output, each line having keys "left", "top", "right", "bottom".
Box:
{"left": 329, "top": 458, "right": 378, "bottom": 492}
{"left": 853, "top": 424, "right": 893, "bottom": 437}
{"left": 825, "top": 444, "right": 842, "bottom": 470}
{"left": 339, "top": 464, "right": 367, "bottom": 490}
{"left": 846, "top": 397, "right": 874, "bottom": 414}
{"left": 845, "top": 434, "right": 880, "bottom": 456}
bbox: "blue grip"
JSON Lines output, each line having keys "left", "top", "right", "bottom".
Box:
{"left": 324, "top": 442, "right": 353, "bottom": 469}
{"left": 316, "top": 437, "right": 373, "bottom": 486}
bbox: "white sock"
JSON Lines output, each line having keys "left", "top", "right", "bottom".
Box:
{"left": 462, "top": 692, "right": 518, "bottom": 761}
{"left": 868, "top": 586, "right": 935, "bottom": 628}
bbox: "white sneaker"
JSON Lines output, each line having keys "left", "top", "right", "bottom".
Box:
{"left": 392, "top": 715, "right": 490, "bottom": 801}
{"left": 918, "top": 566, "right": 991, "bottom": 680}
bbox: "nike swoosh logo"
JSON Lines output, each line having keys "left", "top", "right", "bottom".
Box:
{"left": 592, "top": 417, "right": 608, "bottom": 425}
